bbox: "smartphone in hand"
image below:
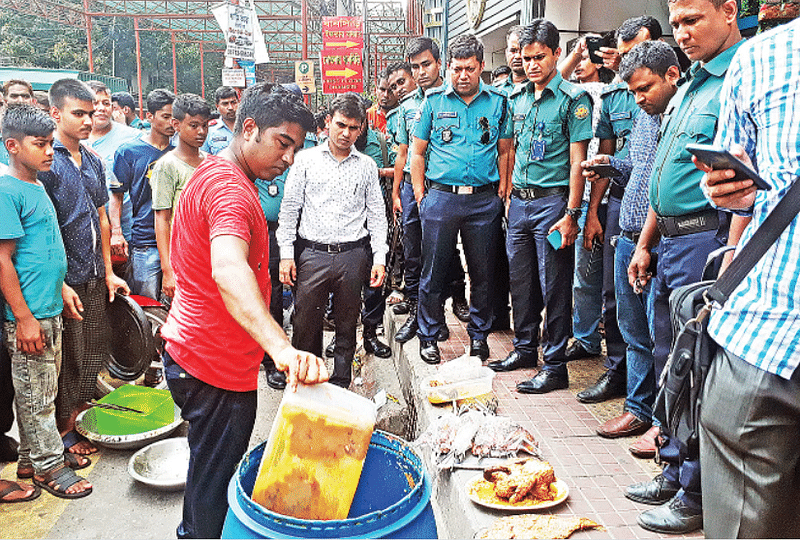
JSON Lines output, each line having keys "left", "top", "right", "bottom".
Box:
{"left": 585, "top": 163, "right": 623, "bottom": 178}
{"left": 686, "top": 143, "right": 771, "bottom": 190}
{"left": 586, "top": 36, "right": 604, "bottom": 64}
{"left": 547, "top": 229, "right": 563, "bottom": 250}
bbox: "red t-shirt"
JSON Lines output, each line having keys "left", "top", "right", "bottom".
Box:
{"left": 161, "top": 155, "right": 270, "bottom": 392}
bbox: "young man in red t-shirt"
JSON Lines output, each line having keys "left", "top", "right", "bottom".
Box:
{"left": 160, "top": 84, "right": 326, "bottom": 539}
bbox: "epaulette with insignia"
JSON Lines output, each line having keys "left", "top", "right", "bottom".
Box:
{"left": 600, "top": 81, "right": 629, "bottom": 96}
{"left": 558, "top": 79, "right": 585, "bottom": 100}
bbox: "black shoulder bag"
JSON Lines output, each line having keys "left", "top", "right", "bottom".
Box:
{"left": 654, "top": 178, "right": 800, "bottom": 452}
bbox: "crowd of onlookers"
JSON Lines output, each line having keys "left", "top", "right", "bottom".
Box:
{"left": 1, "top": 0, "right": 798, "bottom": 538}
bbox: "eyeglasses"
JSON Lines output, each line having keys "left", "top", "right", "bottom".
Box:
{"left": 479, "top": 117, "right": 490, "bottom": 144}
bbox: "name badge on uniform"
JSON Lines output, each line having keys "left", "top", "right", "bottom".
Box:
{"left": 442, "top": 128, "right": 453, "bottom": 143}
{"left": 437, "top": 112, "right": 457, "bottom": 119}
{"left": 513, "top": 113, "right": 526, "bottom": 121}
{"left": 530, "top": 122, "right": 546, "bottom": 161}
{"left": 267, "top": 183, "right": 280, "bottom": 197}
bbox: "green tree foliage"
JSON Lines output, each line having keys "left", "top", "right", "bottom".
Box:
{"left": 0, "top": 9, "right": 222, "bottom": 103}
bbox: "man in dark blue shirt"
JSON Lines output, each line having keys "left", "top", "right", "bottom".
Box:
{"left": 110, "top": 89, "right": 175, "bottom": 301}
{"left": 38, "top": 79, "right": 129, "bottom": 454}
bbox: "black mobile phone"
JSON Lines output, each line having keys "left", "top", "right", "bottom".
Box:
{"left": 685, "top": 144, "right": 771, "bottom": 190}
{"left": 585, "top": 163, "right": 622, "bottom": 178}
{"left": 586, "top": 36, "right": 604, "bottom": 64}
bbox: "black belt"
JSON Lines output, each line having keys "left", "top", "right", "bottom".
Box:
{"left": 426, "top": 181, "right": 498, "bottom": 195}
{"left": 297, "top": 236, "right": 369, "bottom": 254}
{"left": 609, "top": 182, "right": 625, "bottom": 200}
{"left": 620, "top": 229, "right": 641, "bottom": 244}
{"left": 511, "top": 186, "right": 568, "bottom": 200}
{"left": 656, "top": 209, "right": 720, "bottom": 238}
{"left": 267, "top": 221, "right": 279, "bottom": 231}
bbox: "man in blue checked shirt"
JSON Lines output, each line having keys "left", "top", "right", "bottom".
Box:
{"left": 697, "top": 18, "right": 800, "bottom": 539}
{"left": 625, "top": 0, "right": 742, "bottom": 534}
{"left": 583, "top": 41, "right": 681, "bottom": 459}
{"left": 410, "top": 34, "right": 512, "bottom": 365}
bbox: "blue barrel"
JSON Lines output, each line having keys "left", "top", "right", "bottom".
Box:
{"left": 222, "top": 430, "right": 438, "bottom": 539}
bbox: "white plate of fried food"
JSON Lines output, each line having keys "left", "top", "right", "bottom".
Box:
{"left": 466, "top": 458, "right": 569, "bottom": 510}
{"left": 475, "top": 515, "right": 602, "bottom": 539}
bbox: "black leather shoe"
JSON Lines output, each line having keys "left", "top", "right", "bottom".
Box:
{"left": 419, "top": 340, "right": 441, "bottom": 364}
{"left": 266, "top": 370, "right": 287, "bottom": 390}
{"left": 469, "top": 339, "right": 489, "bottom": 362}
{"left": 393, "top": 298, "right": 415, "bottom": 315}
{"left": 564, "top": 341, "right": 599, "bottom": 361}
{"left": 0, "top": 435, "right": 19, "bottom": 462}
{"left": 637, "top": 496, "right": 703, "bottom": 534}
{"left": 625, "top": 473, "right": 680, "bottom": 505}
{"left": 437, "top": 325, "right": 450, "bottom": 342}
{"left": 576, "top": 370, "right": 626, "bottom": 403}
{"left": 452, "top": 297, "right": 470, "bottom": 322}
{"left": 325, "top": 338, "right": 335, "bottom": 358}
{"left": 516, "top": 370, "right": 568, "bottom": 394}
{"left": 363, "top": 327, "right": 391, "bottom": 358}
{"left": 394, "top": 309, "right": 418, "bottom": 344}
{"left": 489, "top": 350, "right": 538, "bottom": 372}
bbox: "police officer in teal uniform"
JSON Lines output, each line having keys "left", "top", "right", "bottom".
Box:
{"left": 411, "top": 34, "right": 512, "bottom": 365}
{"left": 576, "top": 16, "right": 659, "bottom": 404}
{"left": 392, "top": 36, "right": 470, "bottom": 345}
{"left": 487, "top": 20, "right": 593, "bottom": 393}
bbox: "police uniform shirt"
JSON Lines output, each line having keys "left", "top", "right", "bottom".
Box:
{"left": 201, "top": 120, "right": 234, "bottom": 155}
{"left": 509, "top": 72, "right": 594, "bottom": 189}
{"left": 595, "top": 81, "right": 637, "bottom": 166}
{"left": 396, "top": 87, "right": 427, "bottom": 174}
{"left": 494, "top": 76, "right": 525, "bottom": 97}
{"left": 413, "top": 81, "right": 512, "bottom": 187}
{"left": 648, "top": 41, "right": 742, "bottom": 217}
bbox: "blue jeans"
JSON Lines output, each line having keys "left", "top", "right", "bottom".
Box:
{"left": 4, "top": 316, "right": 65, "bottom": 475}
{"left": 572, "top": 201, "right": 604, "bottom": 354}
{"left": 127, "top": 245, "right": 162, "bottom": 301}
{"left": 164, "top": 350, "right": 257, "bottom": 539}
{"left": 614, "top": 235, "right": 655, "bottom": 422}
{"left": 506, "top": 194, "right": 573, "bottom": 373}
{"left": 652, "top": 222, "right": 727, "bottom": 510}
{"left": 418, "top": 189, "right": 502, "bottom": 341}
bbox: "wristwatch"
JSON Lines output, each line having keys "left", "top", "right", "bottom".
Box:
{"left": 565, "top": 207, "right": 582, "bottom": 221}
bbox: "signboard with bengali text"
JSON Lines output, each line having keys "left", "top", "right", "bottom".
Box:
{"left": 321, "top": 16, "right": 364, "bottom": 94}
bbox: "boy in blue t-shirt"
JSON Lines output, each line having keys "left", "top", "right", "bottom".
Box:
{"left": 0, "top": 105, "right": 92, "bottom": 500}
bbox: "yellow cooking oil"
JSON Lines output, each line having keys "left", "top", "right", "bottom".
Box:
{"left": 251, "top": 383, "right": 377, "bottom": 520}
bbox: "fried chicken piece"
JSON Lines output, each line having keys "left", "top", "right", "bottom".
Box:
{"left": 490, "top": 460, "right": 556, "bottom": 503}
{"left": 478, "top": 515, "right": 601, "bottom": 539}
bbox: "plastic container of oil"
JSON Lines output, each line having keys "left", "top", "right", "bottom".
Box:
{"left": 250, "top": 382, "right": 377, "bottom": 520}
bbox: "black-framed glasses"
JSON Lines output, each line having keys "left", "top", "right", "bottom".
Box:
{"left": 479, "top": 117, "right": 490, "bottom": 144}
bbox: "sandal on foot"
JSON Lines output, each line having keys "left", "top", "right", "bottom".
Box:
{"left": 62, "top": 430, "right": 97, "bottom": 455}
{"left": 0, "top": 480, "right": 41, "bottom": 503}
{"left": 21, "top": 453, "right": 93, "bottom": 477}
{"left": 34, "top": 465, "right": 92, "bottom": 499}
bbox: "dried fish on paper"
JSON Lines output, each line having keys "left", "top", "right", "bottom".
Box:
{"left": 477, "top": 515, "right": 602, "bottom": 539}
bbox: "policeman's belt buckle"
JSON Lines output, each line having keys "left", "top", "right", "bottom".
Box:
{"left": 456, "top": 186, "right": 474, "bottom": 195}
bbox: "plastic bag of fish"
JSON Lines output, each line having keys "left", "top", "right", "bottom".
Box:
{"left": 416, "top": 407, "right": 540, "bottom": 469}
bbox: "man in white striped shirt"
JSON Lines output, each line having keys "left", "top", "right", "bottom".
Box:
{"left": 278, "top": 92, "right": 388, "bottom": 388}
{"left": 698, "top": 17, "right": 800, "bottom": 538}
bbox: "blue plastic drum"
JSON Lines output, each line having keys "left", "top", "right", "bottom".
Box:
{"left": 222, "top": 430, "right": 438, "bottom": 539}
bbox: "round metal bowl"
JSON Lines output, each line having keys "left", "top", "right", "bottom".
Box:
{"left": 128, "top": 437, "right": 190, "bottom": 491}
{"left": 75, "top": 402, "right": 184, "bottom": 450}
